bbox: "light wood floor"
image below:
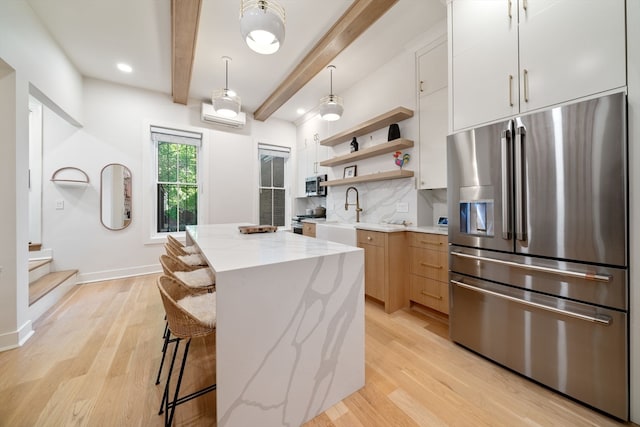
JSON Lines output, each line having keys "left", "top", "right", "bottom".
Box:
{"left": 0, "top": 274, "right": 634, "bottom": 426}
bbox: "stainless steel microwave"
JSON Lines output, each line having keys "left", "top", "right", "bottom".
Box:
{"left": 305, "top": 175, "right": 327, "bottom": 196}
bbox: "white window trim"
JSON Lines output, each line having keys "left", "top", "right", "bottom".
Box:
{"left": 257, "top": 143, "right": 291, "bottom": 228}
{"left": 142, "top": 119, "right": 211, "bottom": 245}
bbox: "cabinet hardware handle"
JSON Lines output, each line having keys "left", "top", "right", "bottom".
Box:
{"left": 508, "top": 75, "right": 513, "bottom": 107}
{"left": 421, "top": 290, "right": 443, "bottom": 300}
{"left": 420, "top": 80, "right": 424, "bottom": 93}
{"left": 419, "top": 240, "right": 442, "bottom": 245}
{"left": 522, "top": 0, "right": 528, "bottom": 11}
{"left": 508, "top": 0, "right": 512, "bottom": 18}
{"left": 420, "top": 262, "right": 442, "bottom": 269}
{"left": 523, "top": 69, "right": 529, "bottom": 103}
{"left": 367, "top": 236, "right": 372, "bottom": 241}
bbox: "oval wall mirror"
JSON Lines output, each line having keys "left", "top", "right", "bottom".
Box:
{"left": 100, "top": 163, "right": 132, "bottom": 230}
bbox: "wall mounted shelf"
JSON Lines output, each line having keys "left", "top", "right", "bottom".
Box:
{"left": 319, "top": 138, "right": 414, "bottom": 167}
{"left": 50, "top": 167, "right": 90, "bottom": 184}
{"left": 320, "top": 106, "right": 414, "bottom": 147}
{"left": 320, "top": 169, "right": 414, "bottom": 187}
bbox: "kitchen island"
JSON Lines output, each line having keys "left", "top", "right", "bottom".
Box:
{"left": 186, "top": 224, "right": 365, "bottom": 427}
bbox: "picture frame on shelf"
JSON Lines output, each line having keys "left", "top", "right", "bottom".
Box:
{"left": 344, "top": 165, "right": 357, "bottom": 178}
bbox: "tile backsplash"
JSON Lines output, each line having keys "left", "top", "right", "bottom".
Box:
{"left": 325, "top": 179, "right": 417, "bottom": 225}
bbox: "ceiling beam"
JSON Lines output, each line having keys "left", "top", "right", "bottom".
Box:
{"left": 253, "top": 0, "right": 399, "bottom": 121}
{"left": 171, "top": 0, "right": 202, "bottom": 105}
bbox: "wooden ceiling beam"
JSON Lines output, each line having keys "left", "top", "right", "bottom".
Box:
{"left": 253, "top": 0, "right": 399, "bottom": 121}
{"left": 171, "top": 0, "right": 202, "bottom": 105}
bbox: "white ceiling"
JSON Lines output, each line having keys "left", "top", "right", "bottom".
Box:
{"left": 26, "top": 0, "right": 446, "bottom": 123}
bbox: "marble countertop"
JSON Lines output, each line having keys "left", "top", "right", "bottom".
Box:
{"left": 186, "top": 223, "right": 361, "bottom": 273}
{"left": 301, "top": 219, "right": 449, "bottom": 236}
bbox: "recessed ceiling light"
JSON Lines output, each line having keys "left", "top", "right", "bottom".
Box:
{"left": 117, "top": 63, "right": 133, "bottom": 73}
{"left": 296, "top": 108, "right": 306, "bottom": 115}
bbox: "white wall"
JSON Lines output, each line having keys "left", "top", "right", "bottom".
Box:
{"left": 0, "top": 0, "right": 83, "bottom": 350}
{"left": 0, "top": 1, "right": 83, "bottom": 124}
{"left": 28, "top": 98, "right": 43, "bottom": 244}
{"left": 41, "top": 78, "right": 295, "bottom": 283}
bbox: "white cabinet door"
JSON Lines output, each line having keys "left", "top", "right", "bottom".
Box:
{"left": 419, "top": 41, "right": 447, "bottom": 97}
{"left": 451, "top": 0, "right": 519, "bottom": 131}
{"left": 296, "top": 142, "right": 309, "bottom": 197}
{"left": 418, "top": 39, "right": 449, "bottom": 190}
{"left": 518, "top": 0, "right": 626, "bottom": 113}
{"left": 419, "top": 87, "right": 448, "bottom": 189}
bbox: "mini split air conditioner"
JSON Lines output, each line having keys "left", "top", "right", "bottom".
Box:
{"left": 200, "top": 102, "right": 246, "bottom": 128}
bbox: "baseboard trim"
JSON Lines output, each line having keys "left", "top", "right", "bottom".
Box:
{"left": 77, "top": 264, "right": 161, "bottom": 284}
{"left": 0, "top": 320, "right": 34, "bottom": 352}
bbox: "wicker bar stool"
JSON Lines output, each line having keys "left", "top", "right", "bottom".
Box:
{"left": 166, "top": 235, "right": 200, "bottom": 254}
{"left": 156, "top": 255, "right": 215, "bottom": 386}
{"left": 159, "top": 254, "right": 216, "bottom": 292}
{"left": 157, "top": 275, "right": 217, "bottom": 427}
{"left": 165, "top": 243, "right": 208, "bottom": 267}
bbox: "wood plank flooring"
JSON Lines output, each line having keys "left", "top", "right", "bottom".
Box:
{"left": 0, "top": 274, "right": 635, "bottom": 426}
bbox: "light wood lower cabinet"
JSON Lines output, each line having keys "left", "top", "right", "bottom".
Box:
{"left": 302, "top": 222, "right": 316, "bottom": 237}
{"left": 408, "top": 232, "right": 449, "bottom": 315}
{"left": 357, "top": 229, "right": 407, "bottom": 313}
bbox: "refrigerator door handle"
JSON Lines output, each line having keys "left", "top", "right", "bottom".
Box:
{"left": 501, "top": 121, "right": 513, "bottom": 239}
{"left": 514, "top": 118, "right": 526, "bottom": 241}
{"left": 450, "top": 251, "right": 612, "bottom": 282}
{"left": 450, "top": 280, "right": 612, "bottom": 325}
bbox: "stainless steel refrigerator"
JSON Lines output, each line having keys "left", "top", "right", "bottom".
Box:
{"left": 447, "top": 92, "right": 628, "bottom": 420}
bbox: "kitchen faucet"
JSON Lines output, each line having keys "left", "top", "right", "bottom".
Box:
{"left": 345, "top": 186, "right": 363, "bottom": 222}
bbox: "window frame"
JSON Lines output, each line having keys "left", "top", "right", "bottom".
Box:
{"left": 143, "top": 121, "right": 210, "bottom": 244}
{"left": 257, "top": 143, "right": 290, "bottom": 227}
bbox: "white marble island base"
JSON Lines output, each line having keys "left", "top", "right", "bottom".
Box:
{"left": 186, "top": 224, "right": 364, "bottom": 427}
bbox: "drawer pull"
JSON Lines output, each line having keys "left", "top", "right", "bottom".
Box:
{"left": 367, "top": 236, "right": 372, "bottom": 241}
{"left": 420, "top": 262, "right": 442, "bottom": 269}
{"left": 419, "top": 240, "right": 442, "bottom": 246}
{"left": 421, "top": 290, "right": 442, "bottom": 300}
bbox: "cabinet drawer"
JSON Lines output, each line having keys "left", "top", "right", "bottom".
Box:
{"left": 357, "top": 230, "right": 385, "bottom": 247}
{"left": 410, "top": 275, "right": 449, "bottom": 314}
{"left": 409, "top": 232, "right": 447, "bottom": 252}
{"left": 302, "top": 222, "right": 316, "bottom": 237}
{"left": 410, "top": 247, "right": 448, "bottom": 282}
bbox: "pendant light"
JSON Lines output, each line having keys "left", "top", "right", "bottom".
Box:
{"left": 240, "top": 0, "right": 285, "bottom": 55}
{"left": 212, "top": 56, "right": 241, "bottom": 118}
{"left": 319, "top": 65, "right": 343, "bottom": 121}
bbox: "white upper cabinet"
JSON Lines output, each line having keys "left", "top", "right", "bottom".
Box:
{"left": 451, "top": 0, "right": 626, "bottom": 131}
{"left": 517, "top": 0, "right": 626, "bottom": 114}
{"left": 418, "top": 39, "right": 449, "bottom": 189}
{"left": 451, "top": 0, "right": 519, "bottom": 130}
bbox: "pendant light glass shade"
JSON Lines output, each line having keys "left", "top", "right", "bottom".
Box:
{"left": 319, "top": 94, "right": 344, "bottom": 121}
{"left": 319, "top": 65, "right": 343, "bottom": 121}
{"left": 212, "top": 57, "right": 241, "bottom": 118}
{"left": 240, "top": 0, "right": 285, "bottom": 55}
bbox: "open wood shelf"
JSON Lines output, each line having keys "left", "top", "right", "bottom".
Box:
{"left": 319, "top": 138, "right": 414, "bottom": 167}
{"left": 320, "top": 107, "right": 414, "bottom": 146}
{"left": 50, "top": 166, "right": 90, "bottom": 184}
{"left": 320, "top": 169, "right": 414, "bottom": 187}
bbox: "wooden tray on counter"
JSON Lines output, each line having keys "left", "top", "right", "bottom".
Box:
{"left": 238, "top": 225, "right": 278, "bottom": 234}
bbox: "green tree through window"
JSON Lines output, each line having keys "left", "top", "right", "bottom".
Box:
{"left": 157, "top": 141, "right": 198, "bottom": 232}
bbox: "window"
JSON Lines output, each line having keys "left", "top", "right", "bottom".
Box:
{"left": 151, "top": 126, "right": 202, "bottom": 233}
{"left": 258, "top": 144, "right": 290, "bottom": 226}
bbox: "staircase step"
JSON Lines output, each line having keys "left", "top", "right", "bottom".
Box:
{"left": 29, "top": 270, "right": 78, "bottom": 306}
{"left": 29, "top": 243, "right": 42, "bottom": 251}
{"left": 29, "top": 258, "right": 52, "bottom": 272}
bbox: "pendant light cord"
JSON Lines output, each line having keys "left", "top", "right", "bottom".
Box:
{"left": 225, "top": 58, "right": 229, "bottom": 91}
